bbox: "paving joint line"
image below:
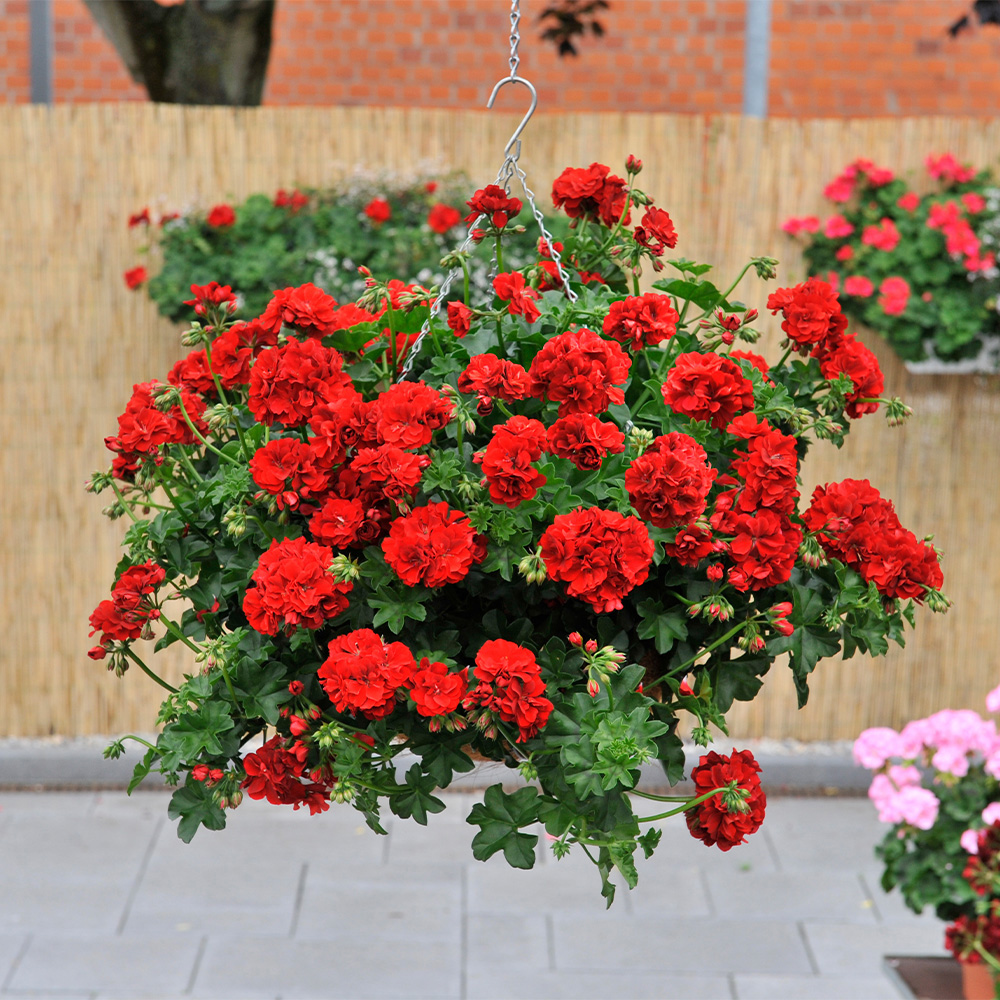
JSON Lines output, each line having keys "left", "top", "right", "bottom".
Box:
{"left": 115, "top": 815, "right": 164, "bottom": 935}
{"left": 459, "top": 864, "right": 469, "bottom": 1000}
{"left": 858, "top": 870, "right": 885, "bottom": 923}
{"left": 796, "top": 918, "right": 822, "bottom": 976}
{"left": 183, "top": 934, "right": 208, "bottom": 995}
{"left": 288, "top": 862, "right": 308, "bottom": 938}
{"left": 0, "top": 934, "right": 32, "bottom": 994}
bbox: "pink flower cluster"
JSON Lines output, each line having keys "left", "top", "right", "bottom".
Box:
{"left": 856, "top": 685, "right": 1000, "bottom": 839}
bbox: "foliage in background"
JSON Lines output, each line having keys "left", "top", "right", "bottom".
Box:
{"left": 130, "top": 172, "right": 570, "bottom": 323}
{"left": 784, "top": 153, "right": 1000, "bottom": 364}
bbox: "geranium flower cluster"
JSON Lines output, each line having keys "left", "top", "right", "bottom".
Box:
{"left": 784, "top": 152, "right": 1000, "bottom": 365}
{"left": 855, "top": 684, "right": 1000, "bottom": 922}
{"left": 945, "top": 823, "right": 1000, "bottom": 981}
{"left": 93, "top": 155, "right": 945, "bottom": 903}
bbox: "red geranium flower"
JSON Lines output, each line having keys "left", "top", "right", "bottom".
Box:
{"left": 274, "top": 189, "right": 309, "bottom": 212}
{"left": 528, "top": 327, "right": 631, "bottom": 416}
{"left": 477, "top": 415, "right": 548, "bottom": 507}
{"left": 493, "top": 272, "right": 541, "bottom": 323}
{"left": 210, "top": 319, "right": 278, "bottom": 388}
{"left": 545, "top": 413, "right": 625, "bottom": 471}
{"left": 344, "top": 444, "right": 430, "bottom": 503}
{"left": 309, "top": 496, "right": 366, "bottom": 548}
{"left": 242, "top": 536, "right": 351, "bottom": 635}
{"left": 409, "top": 659, "right": 469, "bottom": 723}
{"left": 382, "top": 502, "right": 481, "bottom": 588}
{"left": 128, "top": 208, "right": 150, "bottom": 228}
{"left": 241, "top": 735, "right": 330, "bottom": 813}
{"left": 258, "top": 283, "right": 340, "bottom": 339}
{"left": 206, "top": 204, "right": 236, "bottom": 227}
{"left": 318, "top": 628, "right": 415, "bottom": 719}
{"left": 167, "top": 349, "right": 217, "bottom": 395}
{"left": 661, "top": 352, "right": 754, "bottom": 429}
{"left": 766, "top": 278, "right": 847, "bottom": 356}
{"left": 685, "top": 749, "right": 766, "bottom": 851}
{"left": 248, "top": 339, "right": 354, "bottom": 427}
{"left": 364, "top": 198, "right": 391, "bottom": 224}
{"left": 625, "top": 433, "right": 717, "bottom": 528}
{"left": 663, "top": 523, "right": 715, "bottom": 566}
{"left": 374, "top": 380, "right": 454, "bottom": 448}
{"left": 249, "top": 437, "right": 332, "bottom": 511}
{"left": 464, "top": 639, "right": 553, "bottom": 742}
{"left": 427, "top": 203, "right": 462, "bottom": 234}
{"left": 123, "top": 266, "right": 148, "bottom": 289}
{"left": 447, "top": 300, "right": 473, "bottom": 338}
{"left": 457, "top": 355, "right": 531, "bottom": 404}
{"left": 551, "top": 162, "right": 631, "bottom": 228}
{"left": 184, "top": 282, "right": 238, "bottom": 317}
{"left": 539, "top": 507, "right": 654, "bottom": 612}
{"left": 465, "top": 185, "right": 522, "bottom": 229}
{"left": 819, "top": 334, "right": 884, "bottom": 419}
{"left": 632, "top": 206, "right": 678, "bottom": 255}
{"left": 602, "top": 293, "right": 679, "bottom": 350}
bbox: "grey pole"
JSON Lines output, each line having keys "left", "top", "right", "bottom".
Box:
{"left": 29, "top": 0, "right": 54, "bottom": 104}
{"left": 742, "top": 0, "right": 772, "bottom": 118}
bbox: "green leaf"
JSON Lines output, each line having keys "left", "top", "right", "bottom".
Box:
{"left": 127, "top": 747, "right": 157, "bottom": 795}
{"left": 167, "top": 780, "right": 227, "bottom": 843}
{"left": 636, "top": 599, "right": 688, "bottom": 654}
{"left": 158, "top": 702, "right": 237, "bottom": 770}
{"left": 389, "top": 765, "right": 446, "bottom": 825}
{"left": 466, "top": 784, "right": 540, "bottom": 869}
{"left": 608, "top": 841, "right": 639, "bottom": 890}
{"left": 232, "top": 658, "right": 292, "bottom": 725}
{"left": 369, "top": 589, "right": 428, "bottom": 634}
{"left": 652, "top": 278, "right": 731, "bottom": 311}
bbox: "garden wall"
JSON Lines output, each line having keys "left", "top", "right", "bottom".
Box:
{"left": 2, "top": 103, "right": 998, "bottom": 739}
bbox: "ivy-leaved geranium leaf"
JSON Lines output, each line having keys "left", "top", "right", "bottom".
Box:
{"left": 664, "top": 258, "right": 714, "bottom": 277}
{"left": 636, "top": 598, "right": 688, "bottom": 654}
{"left": 652, "top": 277, "right": 731, "bottom": 312}
{"left": 767, "top": 624, "right": 841, "bottom": 707}
{"left": 167, "top": 779, "right": 227, "bottom": 843}
{"left": 408, "top": 733, "right": 475, "bottom": 787}
{"left": 596, "top": 847, "right": 617, "bottom": 908}
{"left": 637, "top": 827, "right": 662, "bottom": 860}
{"left": 127, "top": 747, "right": 158, "bottom": 795}
{"left": 389, "top": 764, "right": 445, "bottom": 825}
{"left": 157, "top": 701, "right": 237, "bottom": 771}
{"left": 232, "top": 658, "right": 292, "bottom": 725}
{"left": 608, "top": 840, "right": 639, "bottom": 890}
{"left": 369, "top": 588, "right": 428, "bottom": 634}
{"left": 466, "top": 784, "right": 540, "bottom": 870}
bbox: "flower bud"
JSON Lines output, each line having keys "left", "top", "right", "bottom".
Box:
{"left": 328, "top": 554, "right": 361, "bottom": 583}
{"left": 625, "top": 154, "right": 643, "bottom": 175}
{"left": 885, "top": 397, "right": 913, "bottom": 427}
{"left": 706, "top": 564, "right": 724, "bottom": 582}
{"left": 584, "top": 639, "right": 599, "bottom": 654}
{"left": 773, "top": 618, "right": 795, "bottom": 637}
{"left": 567, "top": 632, "right": 583, "bottom": 647}
{"left": 750, "top": 256, "right": 779, "bottom": 280}
{"left": 926, "top": 589, "right": 952, "bottom": 613}
{"left": 587, "top": 677, "right": 601, "bottom": 698}
{"left": 628, "top": 426, "right": 654, "bottom": 457}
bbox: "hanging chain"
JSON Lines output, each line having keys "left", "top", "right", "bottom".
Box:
{"left": 507, "top": 0, "right": 521, "bottom": 79}
{"left": 397, "top": 0, "right": 576, "bottom": 380}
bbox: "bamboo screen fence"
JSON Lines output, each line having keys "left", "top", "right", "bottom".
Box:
{"left": 2, "top": 104, "right": 999, "bottom": 740}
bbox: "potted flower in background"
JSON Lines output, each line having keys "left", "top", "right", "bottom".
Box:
{"left": 783, "top": 153, "right": 1000, "bottom": 371}
{"left": 856, "top": 686, "right": 1000, "bottom": 997}
{"left": 90, "top": 155, "right": 947, "bottom": 904}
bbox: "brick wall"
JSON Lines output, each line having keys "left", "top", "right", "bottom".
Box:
{"left": 2, "top": 0, "right": 1000, "bottom": 117}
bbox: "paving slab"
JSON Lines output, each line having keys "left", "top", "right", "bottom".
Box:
{"left": 553, "top": 915, "right": 814, "bottom": 975}
{"left": 0, "top": 811, "right": 158, "bottom": 933}
{"left": 8, "top": 934, "right": 201, "bottom": 994}
{"left": 192, "top": 935, "right": 460, "bottom": 999}
{"left": 465, "top": 912, "right": 551, "bottom": 971}
{"left": 466, "top": 968, "right": 735, "bottom": 999}
{"left": 0, "top": 933, "right": 28, "bottom": 987}
{"left": 295, "top": 864, "right": 462, "bottom": 944}
{"left": 803, "top": 921, "right": 949, "bottom": 977}
{"left": 703, "top": 868, "right": 879, "bottom": 923}
{"left": 733, "top": 972, "right": 903, "bottom": 999}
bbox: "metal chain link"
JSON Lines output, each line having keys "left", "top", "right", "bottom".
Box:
{"left": 398, "top": 0, "right": 576, "bottom": 380}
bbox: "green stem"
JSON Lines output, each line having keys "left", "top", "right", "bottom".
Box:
{"left": 108, "top": 478, "right": 141, "bottom": 524}
{"left": 715, "top": 262, "right": 752, "bottom": 307}
{"left": 631, "top": 270, "right": 641, "bottom": 297}
{"left": 116, "top": 733, "right": 160, "bottom": 752}
{"left": 495, "top": 236, "right": 505, "bottom": 275}
{"left": 626, "top": 789, "right": 693, "bottom": 802}
{"left": 384, "top": 299, "right": 400, "bottom": 374}
{"left": 495, "top": 316, "right": 507, "bottom": 356}
{"left": 460, "top": 258, "right": 471, "bottom": 308}
{"left": 155, "top": 611, "right": 202, "bottom": 655}
{"left": 644, "top": 619, "right": 757, "bottom": 691}
{"left": 771, "top": 346, "right": 794, "bottom": 374}
{"left": 122, "top": 646, "right": 178, "bottom": 693}
{"left": 635, "top": 784, "right": 731, "bottom": 823}
{"left": 175, "top": 395, "right": 238, "bottom": 468}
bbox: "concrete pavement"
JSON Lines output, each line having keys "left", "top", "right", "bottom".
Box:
{"left": 0, "top": 743, "right": 945, "bottom": 1000}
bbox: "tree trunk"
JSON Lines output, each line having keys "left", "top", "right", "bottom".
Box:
{"left": 83, "top": 0, "right": 275, "bottom": 106}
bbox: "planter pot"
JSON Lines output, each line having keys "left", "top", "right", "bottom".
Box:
{"left": 962, "top": 959, "right": 997, "bottom": 1000}
{"left": 903, "top": 338, "right": 1000, "bottom": 375}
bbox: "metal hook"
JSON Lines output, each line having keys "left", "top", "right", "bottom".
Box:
{"left": 486, "top": 75, "right": 537, "bottom": 159}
